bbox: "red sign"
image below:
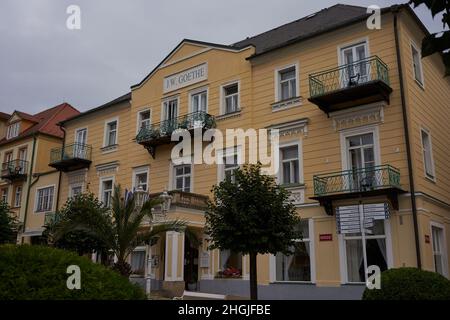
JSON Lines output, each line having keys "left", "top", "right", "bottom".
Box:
{"left": 425, "top": 235, "right": 430, "bottom": 243}
{"left": 319, "top": 234, "right": 333, "bottom": 241}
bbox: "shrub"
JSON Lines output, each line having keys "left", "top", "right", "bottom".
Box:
{"left": 0, "top": 245, "right": 147, "bottom": 300}
{"left": 0, "top": 201, "right": 19, "bottom": 244}
{"left": 362, "top": 267, "right": 450, "bottom": 300}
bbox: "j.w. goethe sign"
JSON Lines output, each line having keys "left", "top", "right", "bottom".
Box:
{"left": 164, "top": 63, "right": 208, "bottom": 93}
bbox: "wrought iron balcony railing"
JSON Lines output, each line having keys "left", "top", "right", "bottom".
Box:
{"left": 50, "top": 143, "right": 92, "bottom": 164}
{"left": 136, "top": 111, "right": 215, "bottom": 144}
{"left": 44, "top": 212, "right": 60, "bottom": 225}
{"left": 309, "top": 56, "right": 390, "bottom": 98}
{"left": 1, "top": 159, "right": 28, "bottom": 180}
{"left": 313, "top": 165, "right": 400, "bottom": 196}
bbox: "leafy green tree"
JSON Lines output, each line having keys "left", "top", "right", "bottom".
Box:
{"left": 53, "top": 185, "right": 187, "bottom": 277}
{"left": 43, "top": 193, "right": 109, "bottom": 258}
{"left": 0, "top": 201, "right": 18, "bottom": 244}
{"left": 205, "top": 163, "right": 301, "bottom": 300}
{"left": 409, "top": 0, "right": 450, "bottom": 76}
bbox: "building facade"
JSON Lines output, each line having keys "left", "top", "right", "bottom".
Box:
{"left": 0, "top": 104, "right": 79, "bottom": 242}
{"left": 21, "top": 4, "right": 450, "bottom": 299}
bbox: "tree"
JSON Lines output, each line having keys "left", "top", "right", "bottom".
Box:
{"left": 53, "top": 185, "right": 187, "bottom": 277}
{"left": 409, "top": 0, "right": 450, "bottom": 76}
{"left": 43, "top": 193, "right": 109, "bottom": 258}
{"left": 205, "top": 163, "right": 301, "bottom": 300}
{"left": 0, "top": 201, "right": 19, "bottom": 244}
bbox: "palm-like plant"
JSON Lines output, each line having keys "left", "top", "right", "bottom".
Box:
{"left": 53, "top": 185, "right": 189, "bottom": 277}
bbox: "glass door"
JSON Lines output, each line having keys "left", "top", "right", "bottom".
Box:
{"left": 163, "top": 99, "right": 178, "bottom": 133}
{"left": 74, "top": 128, "right": 87, "bottom": 159}
{"left": 341, "top": 43, "right": 368, "bottom": 87}
{"left": 346, "top": 133, "right": 375, "bottom": 192}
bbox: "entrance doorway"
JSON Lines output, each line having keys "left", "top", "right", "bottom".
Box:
{"left": 184, "top": 235, "right": 199, "bottom": 291}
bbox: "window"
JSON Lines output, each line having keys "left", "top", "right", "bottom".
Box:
{"left": 174, "top": 164, "right": 191, "bottom": 192}
{"left": 411, "top": 44, "right": 424, "bottom": 85}
{"left": 14, "top": 186, "right": 22, "bottom": 207}
{"left": 69, "top": 184, "right": 83, "bottom": 198}
{"left": 101, "top": 178, "right": 114, "bottom": 208}
{"left": 104, "top": 120, "right": 118, "bottom": 147}
{"left": 431, "top": 224, "right": 448, "bottom": 277}
{"left": 163, "top": 98, "right": 178, "bottom": 121}
{"left": 222, "top": 83, "right": 239, "bottom": 114}
{"left": 275, "top": 220, "right": 312, "bottom": 282}
{"left": 219, "top": 250, "right": 242, "bottom": 274}
{"left": 280, "top": 145, "right": 299, "bottom": 185}
{"left": 133, "top": 168, "right": 149, "bottom": 191}
{"left": 6, "top": 122, "right": 20, "bottom": 139}
{"left": 278, "top": 66, "right": 297, "bottom": 101}
{"left": 138, "top": 110, "right": 151, "bottom": 131}
{"left": 421, "top": 129, "right": 435, "bottom": 179}
{"left": 343, "top": 219, "right": 388, "bottom": 283}
{"left": 191, "top": 90, "right": 207, "bottom": 113}
{"left": 4, "top": 151, "right": 13, "bottom": 164}
{"left": 340, "top": 42, "right": 368, "bottom": 86}
{"left": 35, "top": 186, "right": 54, "bottom": 212}
{"left": 223, "top": 154, "right": 239, "bottom": 182}
{"left": 1, "top": 188, "right": 8, "bottom": 204}
{"left": 130, "top": 249, "right": 146, "bottom": 276}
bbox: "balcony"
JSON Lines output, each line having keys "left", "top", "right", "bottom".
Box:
{"left": 149, "top": 190, "right": 209, "bottom": 211}
{"left": 308, "top": 56, "right": 393, "bottom": 114}
{"left": 310, "top": 165, "right": 405, "bottom": 215}
{"left": 44, "top": 212, "right": 60, "bottom": 225}
{"left": 136, "top": 111, "right": 215, "bottom": 158}
{"left": 49, "top": 143, "right": 92, "bottom": 172}
{"left": 1, "top": 159, "right": 28, "bottom": 182}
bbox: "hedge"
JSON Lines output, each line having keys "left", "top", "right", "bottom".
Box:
{"left": 362, "top": 267, "right": 450, "bottom": 300}
{"left": 0, "top": 245, "right": 147, "bottom": 300}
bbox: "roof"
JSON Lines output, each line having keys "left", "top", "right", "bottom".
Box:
{"left": 0, "top": 112, "right": 10, "bottom": 120}
{"left": 233, "top": 4, "right": 371, "bottom": 55}
{"left": 60, "top": 92, "right": 131, "bottom": 125}
{"left": 0, "top": 103, "right": 80, "bottom": 145}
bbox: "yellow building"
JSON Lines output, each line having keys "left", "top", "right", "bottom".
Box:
{"left": 34, "top": 4, "right": 450, "bottom": 299}
{"left": 0, "top": 104, "right": 79, "bottom": 243}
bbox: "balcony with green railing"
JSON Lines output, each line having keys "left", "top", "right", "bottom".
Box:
{"left": 136, "top": 111, "right": 215, "bottom": 158}
{"left": 308, "top": 56, "right": 393, "bottom": 113}
{"left": 44, "top": 212, "right": 61, "bottom": 225}
{"left": 1, "top": 159, "right": 28, "bottom": 182}
{"left": 49, "top": 142, "right": 92, "bottom": 172}
{"left": 311, "top": 165, "right": 404, "bottom": 215}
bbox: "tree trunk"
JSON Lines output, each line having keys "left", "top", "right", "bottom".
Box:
{"left": 249, "top": 252, "right": 258, "bottom": 300}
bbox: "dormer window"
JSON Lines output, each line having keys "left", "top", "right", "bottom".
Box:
{"left": 6, "top": 122, "right": 20, "bottom": 139}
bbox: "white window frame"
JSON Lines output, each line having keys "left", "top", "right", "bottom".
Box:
{"left": 1, "top": 187, "right": 9, "bottom": 204}
{"left": 34, "top": 185, "right": 55, "bottom": 213}
{"left": 420, "top": 127, "right": 436, "bottom": 181}
{"left": 430, "top": 221, "right": 449, "bottom": 278}
{"left": 13, "top": 186, "right": 22, "bottom": 208}
{"left": 338, "top": 218, "right": 393, "bottom": 284}
{"left": 136, "top": 108, "right": 152, "bottom": 134}
{"left": 189, "top": 86, "right": 209, "bottom": 113}
{"left": 132, "top": 166, "right": 149, "bottom": 192}
{"left": 337, "top": 38, "right": 370, "bottom": 66}
{"left": 172, "top": 163, "right": 193, "bottom": 193}
{"left": 278, "top": 140, "right": 303, "bottom": 186}
{"left": 219, "top": 80, "right": 240, "bottom": 115}
{"left": 69, "top": 182, "right": 84, "bottom": 198}
{"left": 217, "top": 146, "right": 242, "bottom": 183}
{"left": 6, "top": 122, "right": 20, "bottom": 140}
{"left": 277, "top": 140, "right": 304, "bottom": 185}
{"left": 274, "top": 62, "right": 299, "bottom": 102}
{"left": 411, "top": 41, "right": 425, "bottom": 88}
{"left": 99, "top": 176, "right": 115, "bottom": 208}
{"left": 161, "top": 96, "right": 180, "bottom": 122}
{"left": 340, "top": 125, "right": 381, "bottom": 171}
{"left": 130, "top": 246, "right": 147, "bottom": 276}
{"left": 269, "top": 218, "right": 316, "bottom": 283}
{"left": 103, "top": 117, "right": 119, "bottom": 147}
{"left": 74, "top": 127, "right": 88, "bottom": 144}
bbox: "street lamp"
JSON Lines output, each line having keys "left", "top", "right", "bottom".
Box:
{"left": 159, "top": 189, "right": 172, "bottom": 215}
{"left": 134, "top": 186, "right": 147, "bottom": 208}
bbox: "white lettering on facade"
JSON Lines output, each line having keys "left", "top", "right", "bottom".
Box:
{"left": 164, "top": 64, "right": 207, "bottom": 93}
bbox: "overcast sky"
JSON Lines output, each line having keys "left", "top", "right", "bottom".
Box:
{"left": 0, "top": 0, "right": 446, "bottom": 114}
